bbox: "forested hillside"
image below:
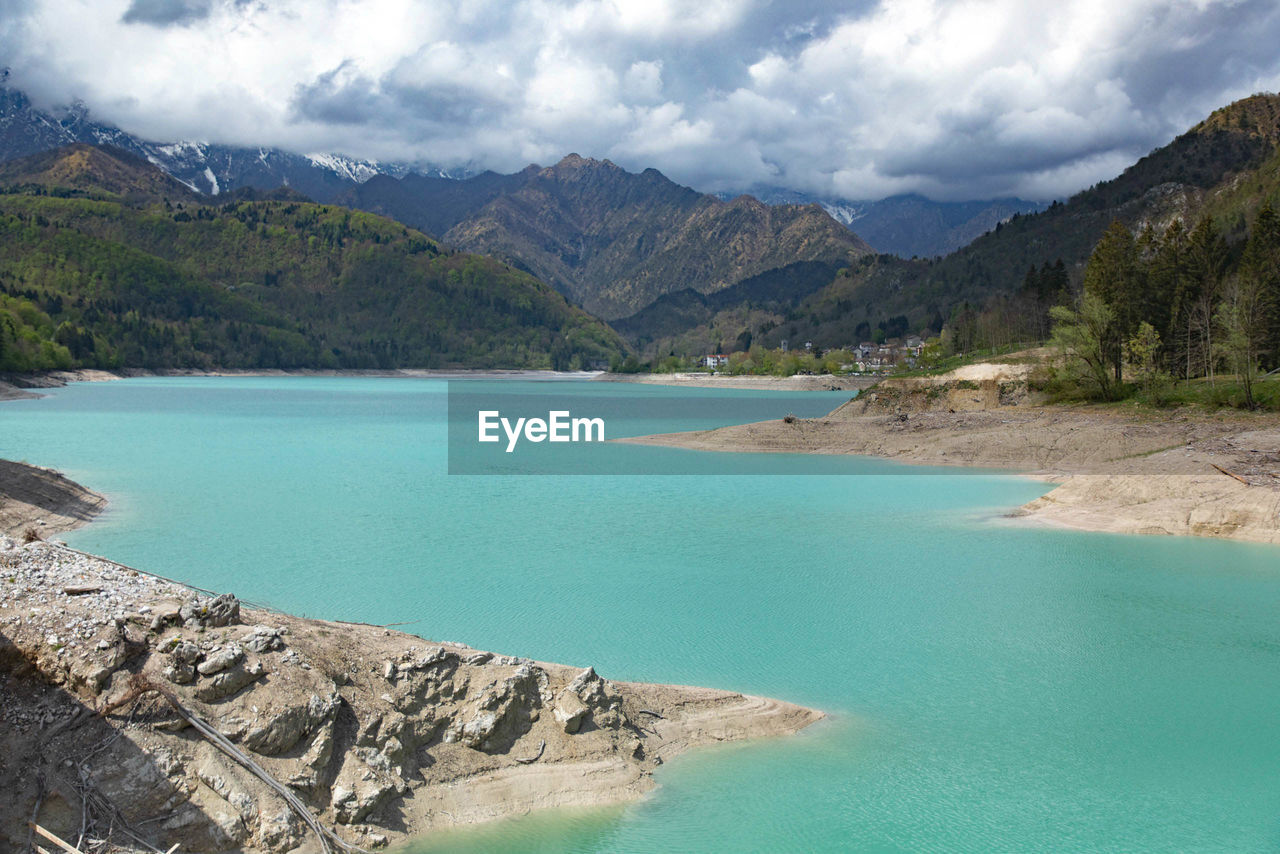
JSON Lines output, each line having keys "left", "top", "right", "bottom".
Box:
{"left": 0, "top": 146, "right": 624, "bottom": 372}
{"left": 631, "top": 94, "right": 1280, "bottom": 358}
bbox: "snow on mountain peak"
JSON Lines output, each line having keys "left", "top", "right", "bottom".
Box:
{"left": 304, "top": 152, "right": 380, "bottom": 183}
{"left": 155, "top": 140, "right": 208, "bottom": 159}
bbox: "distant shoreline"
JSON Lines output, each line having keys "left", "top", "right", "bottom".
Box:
{"left": 595, "top": 371, "right": 877, "bottom": 391}
{"left": 2, "top": 367, "right": 881, "bottom": 401}
{"left": 0, "top": 367, "right": 606, "bottom": 400}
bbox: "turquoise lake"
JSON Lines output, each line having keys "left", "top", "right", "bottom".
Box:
{"left": 4, "top": 376, "right": 1280, "bottom": 853}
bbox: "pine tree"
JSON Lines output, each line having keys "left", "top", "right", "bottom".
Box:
{"left": 1149, "top": 220, "right": 1190, "bottom": 375}
{"left": 1082, "top": 220, "right": 1139, "bottom": 381}
{"left": 1239, "top": 202, "right": 1280, "bottom": 367}
{"left": 1185, "top": 216, "right": 1229, "bottom": 381}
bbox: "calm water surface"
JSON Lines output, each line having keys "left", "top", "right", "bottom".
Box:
{"left": 3, "top": 377, "right": 1279, "bottom": 853}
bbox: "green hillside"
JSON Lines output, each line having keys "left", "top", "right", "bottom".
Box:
{"left": 0, "top": 146, "right": 624, "bottom": 372}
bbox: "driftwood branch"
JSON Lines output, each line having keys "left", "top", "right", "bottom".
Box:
{"left": 25, "top": 774, "right": 45, "bottom": 854}
{"left": 148, "top": 685, "right": 368, "bottom": 854}
{"left": 1211, "top": 463, "right": 1251, "bottom": 485}
{"left": 515, "top": 739, "right": 546, "bottom": 764}
{"left": 62, "top": 586, "right": 102, "bottom": 596}
{"left": 28, "top": 823, "right": 86, "bottom": 854}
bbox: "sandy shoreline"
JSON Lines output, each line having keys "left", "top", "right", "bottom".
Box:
{"left": 3, "top": 368, "right": 876, "bottom": 400}
{"left": 621, "top": 374, "right": 1280, "bottom": 545}
{"left": 0, "top": 461, "right": 821, "bottom": 853}
{"left": 1, "top": 367, "right": 606, "bottom": 400}
{"left": 595, "top": 371, "right": 877, "bottom": 391}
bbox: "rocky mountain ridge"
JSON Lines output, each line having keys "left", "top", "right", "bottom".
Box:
{"left": 735, "top": 188, "right": 1044, "bottom": 258}
{"left": 633, "top": 92, "right": 1280, "bottom": 354}
{"left": 348, "top": 153, "right": 872, "bottom": 319}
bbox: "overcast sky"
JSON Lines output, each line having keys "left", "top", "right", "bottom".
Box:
{"left": 3, "top": 0, "right": 1280, "bottom": 201}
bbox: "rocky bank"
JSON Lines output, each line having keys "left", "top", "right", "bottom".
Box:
{"left": 0, "top": 466, "right": 821, "bottom": 854}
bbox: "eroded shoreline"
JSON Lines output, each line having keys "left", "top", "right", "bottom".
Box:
{"left": 0, "top": 462, "right": 821, "bottom": 853}
{"left": 594, "top": 371, "right": 876, "bottom": 391}
{"left": 620, "top": 372, "right": 1280, "bottom": 545}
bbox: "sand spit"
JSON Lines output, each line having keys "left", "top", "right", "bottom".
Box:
{"left": 0, "top": 462, "right": 821, "bottom": 854}
{"left": 595, "top": 372, "right": 877, "bottom": 391}
{"left": 622, "top": 369, "right": 1280, "bottom": 545}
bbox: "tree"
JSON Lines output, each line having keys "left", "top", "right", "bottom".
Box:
{"left": 1215, "top": 274, "right": 1270, "bottom": 409}
{"left": 1185, "top": 216, "right": 1229, "bottom": 382}
{"left": 1239, "top": 202, "right": 1280, "bottom": 366}
{"left": 917, "top": 337, "right": 945, "bottom": 370}
{"left": 1050, "top": 292, "right": 1119, "bottom": 400}
{"left": 1148, "top": 219, "right": 1191, "bottom": 376}
{"left": 1125, "top": 321, "right": 1164, "bottom": 397}
{"left": 1082, "top": 220, "right": 1139, "bottom": 382}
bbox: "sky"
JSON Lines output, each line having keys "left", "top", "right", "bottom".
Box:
{"left": 3, "top": 0, "right": 1280, "bottom": 202}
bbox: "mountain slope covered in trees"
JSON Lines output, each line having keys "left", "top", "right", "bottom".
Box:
{"left": 631, "top": 93, "right": 1280, "bottom": 358}
{"left": 0, "top": 145, "right": 624, "bottom": 372}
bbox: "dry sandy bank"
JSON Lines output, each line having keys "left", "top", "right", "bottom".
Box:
{"left": 621, "top": 371, "right": 1280, "bottom": 545}
{"left": 594, "top": 372, "right": 877, "bottom": 391}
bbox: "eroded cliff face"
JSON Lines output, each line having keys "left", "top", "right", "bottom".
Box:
{"left": 0, "top": 538, "right": 821, "bottom": 853}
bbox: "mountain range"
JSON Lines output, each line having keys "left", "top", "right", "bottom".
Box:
{"left": 736, "top": 189, "right": 1044, "bottom": 259}
{"left": 342, "top": 155, "right": 872, "bottom": 319}
{"left": 0, "top": 84, "right": 464, "bottom": 202}
{"left": 5, "top": 80, "right": 1279, "bottom": 372}
{"left": 0, "top": 85, "right": 868, "bottom": 323}
{"left": 1, "top": 83, "right": 1039, "bottom": 261}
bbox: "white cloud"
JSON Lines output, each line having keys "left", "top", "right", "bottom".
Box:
{"left": 2, "top": 0, "right": 1279, "bottom": 200}
{"left": 622, "top": 60, "right": 663, "bottom": 101}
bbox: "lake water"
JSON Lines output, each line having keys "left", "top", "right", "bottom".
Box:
{"left": 4, "top": 377, "right": 1279, "bottom": 853}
